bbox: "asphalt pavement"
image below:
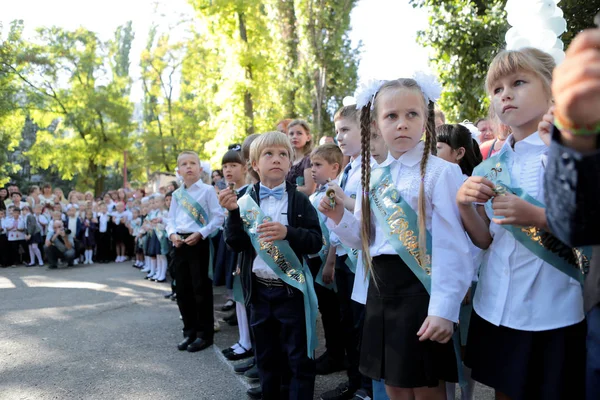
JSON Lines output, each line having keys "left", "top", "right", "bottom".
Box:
{"left": 0, "top": 262, "right": 493, "bottom": 400}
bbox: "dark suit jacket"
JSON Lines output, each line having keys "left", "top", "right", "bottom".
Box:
{"left": 545, "top": 127, "right": 600, "bottom": 312}
{"left": 223, "top": 182, "right": 322, "bottom": 306}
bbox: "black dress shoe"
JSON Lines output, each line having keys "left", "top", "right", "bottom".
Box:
{"left": 247, "top": 386, "right": 262, "bottom": 399}
{"left": 315, "top": 352, "right": 346, "bottom": 375}
{"left": 244, "top": 365, "right": 259, "bottom": 382}
{"left": 187, "top": 338, "right": 213, "bottom": 352}
{"left": 234, "top": 358, "right": 255, "bottom": 374}
{"left": 221, "top": 299, "right": 235, "bottom": 311}
{"left": 163, "top": 292, "right": 173, "bottom": 299}
{"left": 177, "top": 337, "right": 195, "bottom": 351}
{"left": 226, "top": 348, "right": 254, "bottom": 361}
{"left": 171, "top": 294, "right": 177, "bottom": 301}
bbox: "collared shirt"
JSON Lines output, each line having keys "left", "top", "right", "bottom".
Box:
{"left": 474, "top": 132, "right": 584, "bottom": 331}
{"left": 166, "top": 179, "right": 225, "bottom": 239}
{"left": 252, "top": 182, "right": 289, "bottom": 280}
{"left": 332, "top": 156, "right": 363, "bottom": 256}
{"left": 111, "top": 211, "right": 130, "bottom": 225}
{"left": 98, "top": 213, "right": 108, "bottom": 233}
{"left": 3, "top": 216, "right": 26, "bottom": 241}
{"left": 327, "top": 141, "right": 473, "bottom": 322}
{"left": 308, "top": 188, "right": 327, "bottom": 259}
{"left": 67, "top": 217, "right": 78, "bottom": 241}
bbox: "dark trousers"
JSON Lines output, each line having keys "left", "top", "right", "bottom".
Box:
{"left": 168, "top": 246, "right": 176, "bottom": 294}
{"left": 307, "top": 257, "right": 344, "bottom": 361}
{"left": 335, "top": 255, "right": 368, "bottom": 390}
{"left": 251, "top": 282, "right": 316, "bottom": 400}
{"left": 0, "top": 234, "right": 9, "bottom": 266}
{"left": 45, "top": 244, "right": 76, "bottom": 267}
{"left": 96, "top": 232, "right": 110, "bottom": 262}
{"left": 9, "top": 240, "right": 28, "bottom": 265}
{"left": 588, "top": 305, "right": 600, "bottom": 400}
{"left": 174, "top": 239, "right": 213, "bottom": 341}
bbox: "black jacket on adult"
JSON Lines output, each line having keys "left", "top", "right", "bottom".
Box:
{"left": 545, "top": 127, "right": 600, "bottom": 312}
{"left": 223, "top": 181, "right": 323, "bottom": 307}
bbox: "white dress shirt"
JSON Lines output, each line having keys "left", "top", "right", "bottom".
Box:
{"left": 98, "top": 213, "right": 108, "bottom": 233}
{"left": 3, "top": 216, "right": 26, "bottom": 241}
{"left": 474, "top": 132, "right": 584, "bottom": 331}
{"left": 251, "top": 182, "right": 289, "bottom": 280}
{"left": 308, "top": 188, "right": 327, "bottom": 259}
{"left": 327, "top": 141, "right": 474, "bottom": 322}
{"left": 111, "top": 211, "right": 130, "bottom": 225}
{"left": 166, "top": 179, "right": 225, "bottom": 240}
{"left": 331, "top": 156, "right": 363, "bottom": 256}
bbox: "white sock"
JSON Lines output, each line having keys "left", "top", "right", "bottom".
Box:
{"left": 157, "top": 255, "right": 167, "bottom": 280}
{"left": 148, "top": 258, "right": 156, "bottom": 276}
{"left": 33, "top": 246, "right": 43, "bottom": 265}
{"left": 28, "top": 245, "right": 35, "bottom": 265}
{"left": 236, "top": 302, "right": 252, "bottom": 352}
{"left": 88, "top": 250, "right": 94, "bottom": 263}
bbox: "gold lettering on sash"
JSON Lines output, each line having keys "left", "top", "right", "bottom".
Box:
{"left": 177, "top": 193, "right": 207, "bottom": 226}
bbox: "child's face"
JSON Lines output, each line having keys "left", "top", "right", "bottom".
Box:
{"left": 12, "top": 210, "right": 20, "bottom": 219}
{"left": 141, "top": 206, "right": 148, "bottom": 215}
{"left": 490, "top": 69, "right": 551, "bottom": 132}
{"left": 222, "top": 162, "right": 246, "bottom": 185}
{"left": 100, "top": 205, "right": 107, "bottom": 214}
{"left": 370, "top": 130, "right": 388, "bottom": 165}
{"left": 288, "top": 125, "right": 311, "bottom": 151}
{"left": 335, "top": 117, "right": 361, "bottom": 158}
{"left": 310, "top": 156, "right": 340, "bottom": 185}
{"left": 164, "top": 196, "right": 171, "bottom": 208}
{"left": 252, "top": 146, "right": 291, "bottom": 185}
{"left": 116, "top": 203, "right": 125, "bottom": 212}
{"left": 53, "top": 189, "right": 62, "bottom": 198}
{"left": 67, "top": 208, "right": 76, "bottom": 218}
{"left": 86, "top": 211, "right": 93, "bottom": 219}
{"left": 375, "top": 88, "right": 427, "bottom": 158}
{"left": 53, "top": 204, "right": 62, "bottom": 211}
{"left": 178, "top": 154, "right": 201, "bottom": 182}
{"left": 52, "top": 211, "right": 62, "bottom": 221}
{"left": 104, "top": 194, "right": 111, "bottom": 203}
{"left": 11, "top": 193, "right": 21, "bottom": 203}
{"left": 132, "top": 210, "right": 140, "bottom": 219}
{"left": 0, "top": 211, "right": 5, "bottom": 219}
{"left": 34, "top": 206, "right": 42, "bottom": 215}
{"left": 0, "top": 189, "right": 6, "bottom": 198}
{"left": 32, "top": 187, "right": 40, "bottom": 196}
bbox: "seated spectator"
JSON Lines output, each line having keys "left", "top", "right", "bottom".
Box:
{"left": 44, "top": 220, "right": 75, "bottom": 269}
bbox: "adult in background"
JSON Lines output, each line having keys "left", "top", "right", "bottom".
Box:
{"left": 479, "top": 116, "right": 510, "bottom": 160}
{"left": 44, "top": 220, "right": 75, "bottom": 269}
{"left": 286, "top": 119, "right": 317, "bottom": 196}
{"left": 319, "top": 136, "right": 335, "bottom": 145}
{"left": 475, "top": 118, "right": 495, "bottom": 143}
{"left": 39, "top": 183, "right": 55, "bottom": 205}
{"left": 542, "top": 27, "right": 600, "bottom": 400}
{"left": 0, "top": 187, "right": 8, "bottom": 211}
{"left": 434, "top": 109, "right": 446, "bottom": 127}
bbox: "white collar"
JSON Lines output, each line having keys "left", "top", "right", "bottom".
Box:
{"left": 379, "top": 141, "right": 425, "bottom": 168}
{"left": 504, "top": 132, "right": 545, "bottom": 153}
{"left": 349, "top": 155, "right": 362, "bottom": 170}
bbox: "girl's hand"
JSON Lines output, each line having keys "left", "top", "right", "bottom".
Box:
{"left": 317, "top": 193, "right": 345, "bottom": 225}
{"left": 218, "top": 188, "right": 238, "bottom": 211}
{"left": 538, "top": 106, "right": 554, "bottom": 146}
{"left": 417, "top": 316, "right": 454, "bottom": 344}
{"left": 491, "top": 193, "right": 545, "bottom": 227}
{"left": 257, "top": 222, "right": 287, "bottom": 242}
{"left": 553, "top": 29, "right": 600, "bottom": 128}
{"left": 322, "top": 261, "right": 335, "bottom": 284}
{"left": 325, "top": 182, "right": 346, "bottom": 203}
{"left": 456, "top": 176, "right": 495, "bottom": 206}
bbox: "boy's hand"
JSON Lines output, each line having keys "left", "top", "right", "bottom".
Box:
{"left": 456, "top": 176, "right": 495, "bottom": 206}
{"left": 553, "top": 29, "right": 600, "bottom": 129}
{"left": 170, "top": 233, "right": 183, "bottom": 247}
{"left": 492, "top": 193, "right": 545, "bottom": 228}
{"left": 322, "top": 261, "right": 335, "bottom": 284}
{"left": 257, "top": 222, "right": 287, "bottom": 242}
{"left": 317, "top": 193, "right": 345, "bottom": 225}
{"left": 417, "top": 316, "right": 453, "bottom": 344}
{"left": 218, "top": 188, "right": 239, "bottom": 211}
{"left": 184, "top": 232, "right": 203, "bottom": 246}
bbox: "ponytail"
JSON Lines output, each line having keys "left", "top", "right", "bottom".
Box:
{"left": 360, "top": 104, "right": 374, "bottom": 280}
{"left": 417, "top": 101, "right": 436, "bottom": 267}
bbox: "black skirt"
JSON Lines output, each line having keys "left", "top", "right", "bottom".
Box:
{"left": 360, "top": 254, "right": 458, "bottom": 388}
{"left": 27, "top": 232, "right": 42, "bottom": 245}
{"left": 465, "top": 311, "right": 585, "bottom": 400}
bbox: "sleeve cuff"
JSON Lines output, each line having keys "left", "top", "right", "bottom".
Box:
{"left": 428, "top": 295, "right": 461, "bottom": 323}
{"left": 326, "top": 209, "right": 353, "bottom": 232}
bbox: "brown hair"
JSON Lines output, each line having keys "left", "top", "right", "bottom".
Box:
{"left": 310, "top": 144, "right": 343, "bottom": 168}
{"left": 276, "top": 119, "right": 293, "bottom": 133}
{"left": 287, "top": 119, "right": 313, "bottom": 155}
{"left": 334, "top": 105, "right": 360, "bottom": 123}
{"left": 434, "top": 109, "right": 445, "bottom": 124}
{"left": 249, "top": 131, "right": 294, "bottom": 165}
{"left": 360, "top": 79, "right": 437, "bottom": 278}
{"left": 485, "top": 47, "right": 555, "bottom": 97}
{"left": 242, "top": 134, "right": 261, "bottom": 182}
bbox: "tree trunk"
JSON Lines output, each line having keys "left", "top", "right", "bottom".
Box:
{"left": 237, "top": 11, "right": 255, "bottom": 135}
{"left": 276, "top": 0, "right": 299, "bottom": 118}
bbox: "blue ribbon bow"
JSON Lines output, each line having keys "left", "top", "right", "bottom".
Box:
{"left": 259, "top": 186, "right": 284, "bottom": 200}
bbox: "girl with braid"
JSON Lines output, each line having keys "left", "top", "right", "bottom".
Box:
{"left": 319, "top": 77, "right": 473, "bottom": 400}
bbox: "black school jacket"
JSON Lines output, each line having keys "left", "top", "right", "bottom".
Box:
{"left": 224, "top": 182, "right": 322, "bottom": 306}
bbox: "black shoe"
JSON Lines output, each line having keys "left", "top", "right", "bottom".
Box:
{"left": 320, "top": 381, "right": 357, "bottom": 400}
{"left": 226, "top": 347, "right": 253, "bottom": 361}
{"left": 153, "top": 278, "right": 167, "bottom": 283}
{"left": 351, "top": 389, "right": 373, "bottom": 400}
{"left": 177, "top": 337, "right": 195, "bottom": 351}
{"left": 221, "top": 299, "right": 235, "bottom": 311}
{"left": 244, "top": 365, "right": 259, "bottom": 382}
{"left": 247, "top": 386, "right": 262, "bottom": 400}
{"left": 315, "top": 352, "right": 346, "bottom": 375}
{"left": 48, "top": 265, "right": 57, "bottom": 270}
{"left": 234, "top": 358, "right": 255, "bottom": 374}
{"left": 163, "top": 292, "right": 174, "bottom": 299}
{"left": 187, "top": 338, "right": 213, "bottom": 352}
{"left": 171, "top": 294, "right": 177, "bottom": 301}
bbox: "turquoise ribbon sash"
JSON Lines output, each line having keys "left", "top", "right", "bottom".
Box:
{"left": 473, "top": 150, "right": 589, "bottom": 284}
{"left": 173, "top": 186, "right": 217, "bottom": 280}
{"left": 370, "top": 166, "right": 433, "bottom": 293}
{"left": 238, "top": 188, "right": 319, "bottom": 359}
{"left": 310, "top": 194, "right": 336, "bottom": 291}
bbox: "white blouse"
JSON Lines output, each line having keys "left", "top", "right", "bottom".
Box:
{"left": 474, "top": 132, "right": 584, "bottom": 331}
{"left": 328, "top": 141, "right": 474, "bottom": 322}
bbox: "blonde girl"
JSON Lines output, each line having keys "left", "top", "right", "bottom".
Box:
{"left": 286, "top": 119, "right": 316, "bottom": 196}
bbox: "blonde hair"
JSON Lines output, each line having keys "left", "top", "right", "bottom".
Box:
{"left": 485, "top": 47, "right": 555, "bottom": 97}
{"left": 334, "top": 105, "right": 360, "bottom": 123}
{"left": 360, "top": 79, "right": 436, "bottom": 279}
{"left": 311, "top": 144, "right": 343, "bottom": 168}
{"left": 177, "top": 150, "right": 201, "bottom": 166}
{"left": 249, "top": 131, "right": 294, "bottom": 165}
{"left": 287, "top": 119, "right": 313, "bottom": 154}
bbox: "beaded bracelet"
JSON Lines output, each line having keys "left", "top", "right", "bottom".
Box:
{"left": 554, "top": 110, "right": 600, "bottom": 136}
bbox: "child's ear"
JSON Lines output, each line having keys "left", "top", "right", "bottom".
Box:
{"left": 456, "top": 147, "right": 466, "bottom": 162}
{"left": 251, "top": 159, "right": 258, "bottom": 173}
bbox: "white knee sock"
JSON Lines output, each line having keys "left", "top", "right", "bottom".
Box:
{"left": 33, "top": 246, "right": 43, "bottom": 265}
{"left": 236, "top": 302, "right": 252, "bottom": 351}
{"left": 157, "top": 255, "right": 167, "bottom": 280}
{"left": 28, "top": 245, "right": 35, "bottom": 265}
{"left": 148, "top": 257, "right": 156, "bottom": 276}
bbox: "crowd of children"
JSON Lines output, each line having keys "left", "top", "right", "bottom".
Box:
{"left": 2, "top": 33, "right": 599, "bottom": 400}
